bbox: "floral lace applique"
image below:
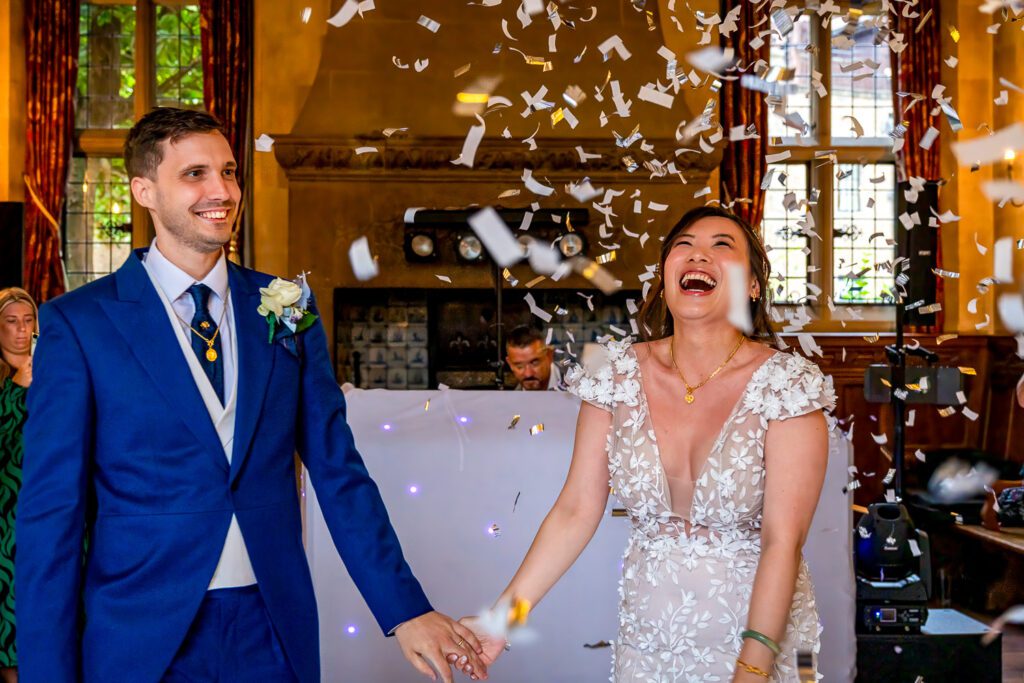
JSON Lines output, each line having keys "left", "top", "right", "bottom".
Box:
{"left": 567, "top": 338, "right": 832, "bottom": 682}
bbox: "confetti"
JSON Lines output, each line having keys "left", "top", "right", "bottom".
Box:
{"left": 487, "top": 523, "right": 502, "bottom": 538}
{"left": 468, "top": 207, "right": 524, "bottom": 267}
{"left": 597, "top": 35, "right": 632, "bottom": 61}
{"left": 348, "top": 237, "right": 379, "bottom": 281}
{"left": 417, "top": 15, "right": 440, "bottom": 33}
{"left": 726, "top": 262, "right": 753, "bottom": 335}
{"left": 981, "top": 180, "right": 1024, "bottom": 204}
{"left": 529, "top": 423, "right": 545, "bottom": 435}
{"left": 524, "top": 293, "right": 553, "bottom": 323}
{"left": 254, "top": 133, "right": 275, "bottom": 152}
{"left": 435, "top": 274, "right": 452, "bottom": 284}
{"left": 451, "top": 115, "right": 486, "bottom": 168}
{"left": 508, "top": 414, "right": 521, "bottom": 430}
{"left": 326, "top": 0, "right": 359, "bottom": 27}
{"left": 951, "top": 122, "right": 1024, "bottom": 166}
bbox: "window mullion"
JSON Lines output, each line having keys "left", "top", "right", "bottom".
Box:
{"left": 817, "top": 15, "right": 832, "bottom": 149}
{"left": 131, "top": 0, "right": 156, "bottom": 249}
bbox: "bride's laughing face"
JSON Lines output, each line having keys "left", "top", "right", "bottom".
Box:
{"left": 662, "top": 216, "right": 759, "bottom": 326}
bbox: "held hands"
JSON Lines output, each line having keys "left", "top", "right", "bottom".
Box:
{"left": 394, "top": 611, "right": 489, "bottom": 682}
{"left": 454, "top": 616, "right": 507, "bottom": 666}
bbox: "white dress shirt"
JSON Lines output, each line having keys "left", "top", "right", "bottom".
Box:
{"left": 142, "top": 239, "right": 257, "bottom": 589}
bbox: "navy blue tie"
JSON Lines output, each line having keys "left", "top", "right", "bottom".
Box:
{"left": 187, "top": 284, "right": 224, "bottom": 404}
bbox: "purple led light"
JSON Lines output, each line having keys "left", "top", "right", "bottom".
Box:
{"left": 458, "top": 416, "right": 470, "bottom": 424}
{"left": 381, "top": 423, "right": 392, "bottom": 431}
{"left": 408, "top": 485, "right": 419, "bottom": 495}
{"left": 346, "top": 625, "right": 358, "bottom": 636}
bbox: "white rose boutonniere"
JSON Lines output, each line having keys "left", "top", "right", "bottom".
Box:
{"left": 259, "top": 273, "right": 318, "bottom": 344}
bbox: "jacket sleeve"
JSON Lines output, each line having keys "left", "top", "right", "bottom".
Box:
{"left": 17, "top": 303, "right": 93, "bottom": 682}
{"left": 295, "top": 298, "right": 433, "bottom": 634}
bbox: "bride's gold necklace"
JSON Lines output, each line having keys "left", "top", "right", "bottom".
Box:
{"left": 669, "top": 335, "right": 745, "bottom": 404}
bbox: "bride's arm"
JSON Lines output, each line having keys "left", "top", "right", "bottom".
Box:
{"left": 494, "top": 401, "right": 613, "bottom": 609}
{"left": 735, "top": 409, "right": 828, "bottom": 682}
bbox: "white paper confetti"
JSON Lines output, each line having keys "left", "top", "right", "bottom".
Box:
{"left": 327, "top": 0, "right": 359, "bottom": 27}
{"left": 468, "top": 207, "right": 524, "bottom": 268}
{"left": 725, "top": 263, "right": 753, "bottom": 335}
{"left": 417, "top": 15, "right": 440, "bottom": 33}
{"left": 254, "top": 134, "right": 275, "bottom": 152}
{"left": 348, "top": 237, "right": 379, "bottom": 281}
{"left": 951, "top": 122, "right": 1024, "bottom": 166}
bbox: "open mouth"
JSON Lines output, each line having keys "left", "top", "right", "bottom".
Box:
{"left": 679, "top": 271, "right": 718, "bottom": 295}
{"left": 194, "top": 208, "right": 231, "bottom": 222}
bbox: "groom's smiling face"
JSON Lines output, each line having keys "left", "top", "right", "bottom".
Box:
{"left": 133, "top": 131, "right": 240, "bottom": 255}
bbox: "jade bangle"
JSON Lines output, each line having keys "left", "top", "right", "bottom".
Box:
{"left": 741, "top": 628, "right": 781, "bottom": 656}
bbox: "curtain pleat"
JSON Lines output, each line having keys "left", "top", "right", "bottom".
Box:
{"left": 23, "top": 0, "right": 79, "bottom": 303}
{"left": 719, "top": 0, "right": 769, "bottom": 230}
{"left": 200, "top": 0, "right": 252, "bottom": 264}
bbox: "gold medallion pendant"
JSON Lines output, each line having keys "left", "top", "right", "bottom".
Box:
{"left": 205, "top": 347, "right": 218, "bottom": 362}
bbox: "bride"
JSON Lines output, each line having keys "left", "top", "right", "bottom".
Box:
{"left": 455, "top": 206, "right": 835, "bottom": 682}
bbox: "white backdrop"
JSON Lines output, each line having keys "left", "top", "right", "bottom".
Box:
{"left": 304, "top": 389, "right": 856, "bottom": 682}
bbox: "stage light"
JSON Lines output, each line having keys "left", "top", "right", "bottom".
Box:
{"left": 557, "top": 232, "right": 586, "bottom": 258}
{"left": 456, "top": 234, "right": 485, "bottom": 262}
{"left": 404, "top": 231, "right": 437, "bottom": 262}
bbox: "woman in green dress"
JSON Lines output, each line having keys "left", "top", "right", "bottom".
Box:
{"left": 0, "top": 287, "right": 37, "bottom": 683}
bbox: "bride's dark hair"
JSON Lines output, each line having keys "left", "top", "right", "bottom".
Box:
{"left": 636, "top": 205, "right": 778, "bottom": 345}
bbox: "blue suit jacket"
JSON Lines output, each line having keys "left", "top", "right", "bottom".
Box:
{"left": 16, "top": 250, "right": 433, "bottom": 682}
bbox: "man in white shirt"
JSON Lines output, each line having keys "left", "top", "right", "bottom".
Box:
{"left": 18, "top": 108, "right": 486, "bottom": 683}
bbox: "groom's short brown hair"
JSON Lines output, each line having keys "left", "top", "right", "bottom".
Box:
{"left": 124, "top": 107, "right": 225, "bottom": 180}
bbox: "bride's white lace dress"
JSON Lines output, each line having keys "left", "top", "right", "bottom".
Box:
{"left": 565, "top": 339, "right": 836, "bottom": 682}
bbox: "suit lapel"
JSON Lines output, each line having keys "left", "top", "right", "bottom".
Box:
{"left": 228, "top": 264, "right": 275, "bottom": 485}
{"left": 106, "top": 250, "right": 229, "bottom": 474}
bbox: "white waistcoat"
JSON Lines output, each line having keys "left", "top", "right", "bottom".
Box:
{"left": 142, "top": 263, "right": 257, "bottom": 589}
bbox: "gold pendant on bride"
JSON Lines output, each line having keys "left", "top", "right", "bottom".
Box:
{"left": 670, "top": 335, "right": 746, "bottom": 405}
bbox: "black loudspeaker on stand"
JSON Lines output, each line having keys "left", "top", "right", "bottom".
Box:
{"left": 896, "top": 180, "right": 940, "bottom": 328}
{"left": 0, "top": 202, "right": 24, "bottom": 288}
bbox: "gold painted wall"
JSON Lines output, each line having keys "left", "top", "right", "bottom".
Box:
{"left": 940, "top": 0, "right": 1024, "bottom": 335}
{"left": 0, "top": 0, "right": 25, "bottom": 202}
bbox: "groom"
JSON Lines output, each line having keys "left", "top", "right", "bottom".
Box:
{"left": 17, "top": 108, "right": 485, "bottom": 683}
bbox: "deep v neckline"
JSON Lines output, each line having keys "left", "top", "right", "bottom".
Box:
{"left": 631, "top": 344, "right": 778, "bottom": 518}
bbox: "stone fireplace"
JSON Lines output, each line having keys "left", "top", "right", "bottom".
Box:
{"left": 271, "top": 0, "right": 721, "bottom": 381}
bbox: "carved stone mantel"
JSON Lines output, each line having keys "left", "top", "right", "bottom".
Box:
{"left": 272, "top": 135, "right": 721, "bottom": 182}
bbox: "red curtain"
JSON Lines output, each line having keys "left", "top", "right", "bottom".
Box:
{"left": 719, "top": 0, "right": 769, "bottom": 229}
{"left": 892, "top": 4, "right": 942, "bottom": 181}
{"left": 200, "top": 0, "right": 253, "bottom": 264}
{"left": 23, "top": 0, "right": 79, "bottom": 303}
{"left": 892, "top": 4, "right": 943, "bottom": 332}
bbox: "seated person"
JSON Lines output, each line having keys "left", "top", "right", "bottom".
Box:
{"left": 505, "top": 325, "right": 564, "bottom": 391}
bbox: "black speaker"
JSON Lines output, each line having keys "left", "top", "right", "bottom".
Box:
{"left": 0, "top": 202, "right": 24, "bottom": 288}
{"left": 896, "top": 181, "right": 940, "bottom": 327}
{"left": 855, "top": 609, "right": 1000, "bottom": 682}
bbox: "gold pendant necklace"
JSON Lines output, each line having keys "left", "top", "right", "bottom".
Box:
{"left": 669, "top": 334, "right": 745, "bottom": 404}
{"left": 175, "top": 296, "right": 228, "bottom": 364}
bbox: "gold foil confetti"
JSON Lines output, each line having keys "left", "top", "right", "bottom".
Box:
{"left": 529, "top": 423, "right": 545, "bottom": 435}
{"left": 596, "top": 251, "right": 618, "bottom": 264}
{"left": 508, "top": 414, "right": 521, "bottom": 430}
{"left": 508, "top": 597, "right": 531, "bottom": 626}
{"left": 958, "top": 367, "right": 977, "bottom": 376}
{"left": 936, "top": 334, "right": 958, "bottom": 345}
{"left": 424, "top": 400, "right": 431, "bottom": 411}
{"left": 949, "top": 25, "right": 960, "bottom": 43}
{"left": 938, "top": 407, "right": 956, "bottom": 418}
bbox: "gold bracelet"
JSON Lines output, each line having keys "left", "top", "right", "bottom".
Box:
{"left": 736, "top": 658, "right": 770, "bottom": 679}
